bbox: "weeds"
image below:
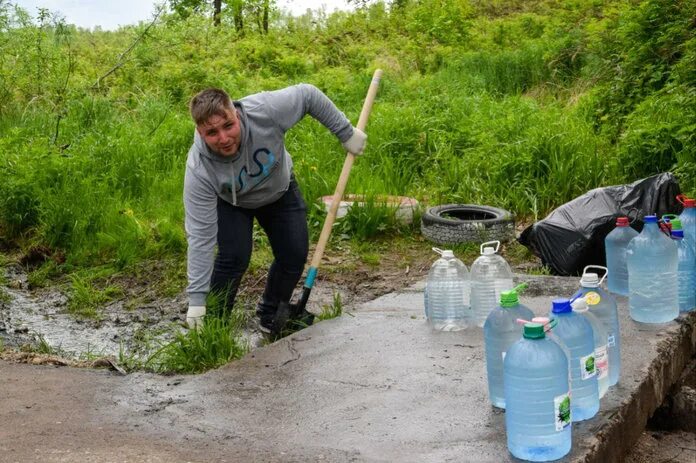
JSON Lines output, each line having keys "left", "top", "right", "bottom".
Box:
{"left": 67, "top": 274, "right": 123, "bottom": 319}
{"left": 146, "top": 316, "right": 249, "bottom": 374}
{"left": 317, "top": 293, "right": 343, "bottom": 321}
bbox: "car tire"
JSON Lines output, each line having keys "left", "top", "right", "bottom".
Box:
{"left": 420, "top": 204, "right": 515, "bottom": 245}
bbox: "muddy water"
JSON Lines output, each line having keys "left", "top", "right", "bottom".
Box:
{"left": 0, "top": 266, "right": 264, "bottom": 360}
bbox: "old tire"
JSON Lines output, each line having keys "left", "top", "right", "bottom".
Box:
{"left": 420, "top": 204, "right": 515, "bottom": 245}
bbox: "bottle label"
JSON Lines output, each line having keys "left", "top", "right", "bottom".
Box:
{"left": 580, "top": 353, "right": 597, "bottom": 380}
{"left": 501, "top": 351, "right": 506, "bottom": 362}
{"left": 554, "top": 393, "right": 572, "bottom": 431}
{"left": 595, "top": 345, "right": 609, "bottom": 380}
{"left": 585, "top": 291, "right": 601, "bottom": 305}
{"left": 607, "top": 334, "right": 616, "bottom": 347}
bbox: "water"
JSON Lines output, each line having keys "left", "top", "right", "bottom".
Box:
{"left": 483, "top": 302, "right": 535, "bottom": 408}
{"left": 504, "top": 333, "right": 571, "bottom": 461}
{"left": 575, "top": 306, "right": 610, "bottom": 398}
{"left": 605, "top": 220, "right": 638, "bottom": 296}
{"left": 551, "top": 300, "right": 599, "bottom": 421}
{"left": 674, "top": 237, "right": 696, "bottom": 313}
{"left": 574, "top": 286, "right": 621, "bottom": 387}
{"left": 424, "top": 250, "right": 470, "bottom": 331}
{"left": 678, "top": 201, "right": 696, "bottom": 250}
{"left": 627, "top": 217, "right": 678, "bottom": 323}
{"left": 470, "top": 243, "right": 513, "bottom": 327}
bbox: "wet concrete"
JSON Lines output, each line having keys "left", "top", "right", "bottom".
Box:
{"left": 1, "top": 274, "right": 695, "bottom": 462}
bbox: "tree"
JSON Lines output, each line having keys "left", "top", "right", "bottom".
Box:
{"left": 167, "top": 0, "right": 273, "bottom": 32}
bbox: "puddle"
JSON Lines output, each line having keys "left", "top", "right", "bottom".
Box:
{"left": 0, "top": 266, "right": 264, "bottom": 360}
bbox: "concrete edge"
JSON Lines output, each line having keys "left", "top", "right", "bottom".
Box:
{"left": 582, "top": 313, "right": 696, "bottom": 463}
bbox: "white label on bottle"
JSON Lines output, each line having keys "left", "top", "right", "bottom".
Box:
{"left": 607, "top": 334, "right": 616, "bottom": 347}
{"left": 554, "top": 392, "right": 571, "bottom": 431}
{"left": 595, "top": 345, "right": 609, "bottom": 380}
{"left": 580, "top": 353, "right": 597, "bottom": 380}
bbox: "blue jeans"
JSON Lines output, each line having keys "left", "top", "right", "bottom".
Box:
{"left": 210, "top": 178, "right": 309, "bottom": 318}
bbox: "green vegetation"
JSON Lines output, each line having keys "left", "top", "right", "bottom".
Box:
{"left": 317, "top": 292, "right": 344, "bottom": 321}
{"left": 146, "top": 315, "right": 249, "bottom": 373}
{"left": 2, "top": 0, "right": 695, "bottom": 370}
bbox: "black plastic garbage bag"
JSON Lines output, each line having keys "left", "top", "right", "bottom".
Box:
{"left": 518, "top": 173, "right": 682, "bottom": 276}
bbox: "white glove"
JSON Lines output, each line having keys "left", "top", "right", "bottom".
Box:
{"left": 186, "top": 305, "right": 205, "bottom": 329}
{"left": 341, "top": 127, "right": 367, "bottom": 155}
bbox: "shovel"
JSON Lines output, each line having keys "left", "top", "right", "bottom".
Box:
{"left": 273, "top": 69, "right": 383, "bottom": 336}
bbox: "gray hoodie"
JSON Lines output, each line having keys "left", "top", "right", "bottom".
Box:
{"left": 184, "top": 84, "right": 354, "bottom": 306}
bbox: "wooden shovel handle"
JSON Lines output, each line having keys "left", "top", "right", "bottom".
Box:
{"left": 310, "top": 69, "right": 383, "bottom": 270}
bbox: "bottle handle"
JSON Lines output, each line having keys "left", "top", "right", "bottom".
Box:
{"left": 626, "top": 208, "right": 640, "bottom": 224}
{"left": 480, "top": 240, "right": 500, "bottom": 254}
{"left": 676, "top": 194, "right": 693, "bottom": 206}
{"left": 432, "top": 247, "right": 444, "bottom": 256}
{"left": 582, "top": 265, "right": 608, "bottom": 286}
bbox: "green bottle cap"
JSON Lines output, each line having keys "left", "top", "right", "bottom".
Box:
{"left": 523, "top": 322, "right": 545, "bottom": 339}
{"left": 671, "top": 218, "right": 683, "bottom": 231}
{"left": 500, "top": 283, "right": 528, "bottom": 308}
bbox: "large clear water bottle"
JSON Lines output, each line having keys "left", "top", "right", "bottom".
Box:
{"left": 605, "top": 216, "right": 638, "bottom": 296}
{"left": 677, "top": 195, "right": 696, "bottom": 249}
{"left": 424, "top": 248, "right": 470, "bottom": 331}
{"left": 573, "top": 266, "right": 621, "bottom": 387}
{"left": 549, "top": 298, "right": 599, "bottom": 421}
{"left": 667, "top": 218, "right": 696, "bottom": 313}
{"left": 483, "top": 284, "right": 534, "bottom": 409}
{"left": 504, "top": 322, "right": 571, "bottom": 461}
{"left": 470, "top": 241, "right": 514, "bottom": 327}
{"left": 532, "top": 316, "right": 571, "bottom": 384}
{"left": 626, "top": 215, "right": 679, "bottom": 323}
{"left": 571, "top": 297, "right": 609, "bottom": 398}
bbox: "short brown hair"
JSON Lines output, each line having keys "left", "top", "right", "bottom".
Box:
{"left": 189, "top": 88, "right": 235, "bottom": 126}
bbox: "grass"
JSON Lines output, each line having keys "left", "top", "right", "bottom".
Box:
{"left": 146, "top": 315, "right": 249, "bottom": 374}
{"left": 67, "top": 274, "right": 124, "bottom": 319}
{"left": 317, "top": 293, "right": 344, "bottom": 321}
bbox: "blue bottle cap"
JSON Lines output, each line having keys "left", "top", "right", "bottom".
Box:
{"left": 551, "top": 298, "right": 572, "bottom": 314}
{"left": 644, "top": 215, "right": 658, "bottom": 223}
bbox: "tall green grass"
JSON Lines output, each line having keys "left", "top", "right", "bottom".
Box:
{"left": 1, "top": 0, "right": 694, "bottom": 310}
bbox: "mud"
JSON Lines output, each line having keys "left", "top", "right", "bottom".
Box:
{"left": 0, "top": 256, "right": 420, "bottom": 362}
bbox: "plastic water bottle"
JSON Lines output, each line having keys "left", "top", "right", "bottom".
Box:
{"left": 470, "top": 241, "right": 514, "bottom": 327}
{"left": 626, "top": 215, "right": 679, "bottom": 323}
{"left": 605, "top": 217, "right": 638, "bottom": 296}
{"left": 532, "top": 316, "right": 571, "bottom": 385}
{"left": 549, "top": 298, "right": 599, "bottom": 421}
{"left": 571, "top": 297, "right": 609, "bottom": 398}
{"left": 667, "top": 218, "right": 696, "bottom": 313}
{"left": 483, "top": 284, "right": 535, "bottom": 409}
{"left": 573, "top": 266, "right": 621, "bottom": 387}
{"left": 424, "top": 248, "right": 470, "bottom": 331}
{"left": 677, "top": 195, "right": 696, "bottom": 249}
{"left": 504, "top": 322, "right": 571, "bottom": 461}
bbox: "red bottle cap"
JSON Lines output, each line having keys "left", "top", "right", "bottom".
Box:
{"left": 616, "top": 217, "right": 629, "bottom": 226}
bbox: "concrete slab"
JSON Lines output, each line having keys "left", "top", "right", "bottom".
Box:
{"left": 1, "top": 274, "right": 695, "bottom": 462}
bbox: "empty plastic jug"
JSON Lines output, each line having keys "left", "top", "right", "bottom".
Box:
{"left": 424, "top": 248, "right": 470, "bottom": 331}
{"left": 550, "top": 298, "right": 599, "bottom": 421}
{"left": 470, "top": 241, "right": 514, "bottom": 327}
{"left": 571, "top": 297, "right": 609, "bottom": 398}
{"left": 667, "top": 218, "right": 696, "bottom": 313}
{"left": 605, "top": 217, "right": 638, "bottom": 296}
{"left": 573, "top": 265, "right": 621, "bottom": 387}
{"left": 483, "top": 284, "right": 535, "bottom": 409}
{"left": 626, "top": 215, "right": 679, "bottom": 324}
{"left": 504, "top": 322, "right": 571, "bottom": 461}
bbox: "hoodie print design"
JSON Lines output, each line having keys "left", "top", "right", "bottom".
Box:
{"left": 223, "top": 148, "right": 278, "bottom": 195}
